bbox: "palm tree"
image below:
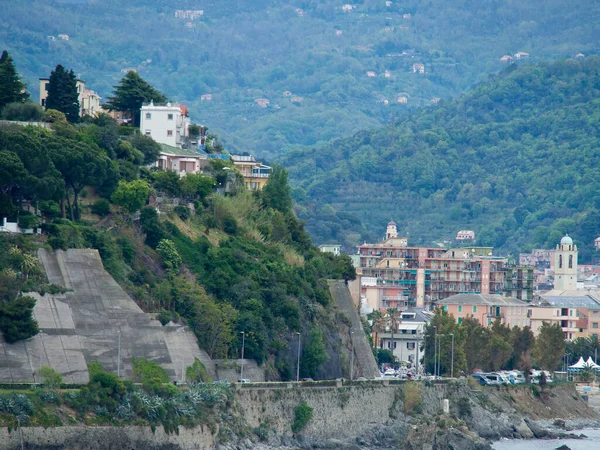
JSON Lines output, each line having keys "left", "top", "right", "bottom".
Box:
{"left": 368, "top": 310, "right": 386, "bottom": 348}
{"left": 387, "top": 308, "right": 402, "bottom": 363}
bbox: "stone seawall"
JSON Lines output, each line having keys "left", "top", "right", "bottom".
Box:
{"left": 0, "top": 424, "right": 215, "bottom": 450}
{"left": 1, "top": 382, "right": 597, "bottom": 450}
{"left": 235, "top": 383, "right": 396, "bottom": 438}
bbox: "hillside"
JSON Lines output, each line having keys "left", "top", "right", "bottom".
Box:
{"left": 0, "top": 117, "right": 355, "bottom": 381}
{"left": 1, "top": 0, "right": 599, "bottom": 155}
{"left": 283, "top": 57, "right": 600, "bottom": 262}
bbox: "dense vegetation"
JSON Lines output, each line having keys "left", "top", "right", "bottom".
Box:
{"left": 0, "top": 99, "right": 355, "bottom": 378}
{"left": 0, "top": 360, "right": 233, "bottom": 433}
{"left": 284, "top": 57, "right": 600, "bottom": 261}
{"left": 1, "top": 0, "right": 598, "bottom": 155}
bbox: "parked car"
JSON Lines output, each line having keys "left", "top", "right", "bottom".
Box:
{"left": 530, "top": 370, "right": 553, "bottom": 384}
{"left": 506, "top": 371, "right": 526, "bottom": 384}
{"left": 479, "top": 373, "right": 504, "bottom": 385}
{"left": 237, "top": 378, "right": 251, "bottom": 383}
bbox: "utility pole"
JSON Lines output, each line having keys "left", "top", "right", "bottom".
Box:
{"left": 240, "top": 331, "right": 245, "bottom": 381}
{"left": 296, "top": 332, "right": 301, "bottom": 382}
{"left": 350, "top": 331, "right": 354, "bottom": 380}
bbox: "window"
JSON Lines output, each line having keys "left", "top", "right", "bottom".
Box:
{"left": 472, "top": 305, "right": 477, "bottom": 313}
{"left": 559, "top": 254, "right": 562, "bottom": 268}
{"left": 595, "top": 311, "right": 599, "bottom": 317}
{"left": 458, "top": 305, "right": 463, "bottom": 313}
{"left": 570, "top": 310, "right": 573, "bottom": 316}
{"left": 144, "top": 130, "right": 151, "bottom": 136}
{"left": 443, "top": 305, "right": 448, "bottom": 311}
{"left": 167, "top": 113, "right": 174, "bottom": 120}
{"left": 145, "top": 112, "right": 151, "bottom": 119}
{"left": 458, "top": 317, "right": 463, "bottom": 324}
{"left": 594, "top": 323, "right": 599, "bottom": 329}
{"left": 487, "top": 318, "right": 492, "bottom": 325}
{"left": 167, "top": 130, "right": 173, "bottom": 137}
{"left": 568, "top": 255, "right": 573, "bottom": 269}
{"left": 41, "top": 98, "right": 46, "bottom": 107}
{"left": 407, "top": 342, "right": 415, "bottom": 350}
{"left": 45, "top": 82, "right": 49, "bottom": 91}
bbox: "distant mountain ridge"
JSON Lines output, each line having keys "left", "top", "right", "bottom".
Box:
{"left": 283, "top": 57, "right": 600, "bottom": 262}
{"left": 1, "top": 0, "right": 599, "bottom": 155}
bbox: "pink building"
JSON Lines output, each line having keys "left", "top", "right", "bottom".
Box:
{"left": 437, "top": 294, "right": 529, "bottom": 327}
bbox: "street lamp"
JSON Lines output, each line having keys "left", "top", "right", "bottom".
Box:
{"left": 181, "top": 327, "right": 186, "bottom": 383}
{"left": 240, "top": 331, "right": 245, "bottom": 381}
{"left": 117, "top": 330, "right": 121, "bottom": 378}
{"left": 433, "top": 326, "right": 438, "bottom": 378}
{"left": 296, "top": 332, "right": 301, "bottom": 382}
{"left": 350, "top": 331, "right": 355, "bottom": 380}
{"left": 450, "top": 333, "right": 454, "bottom": 379}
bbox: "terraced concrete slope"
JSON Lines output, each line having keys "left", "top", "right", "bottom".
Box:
{"left": 328, "top": 280, "right": 380, "bottom": 379}
{"left": 0, "top": 249, "right": 216, "bottom": 383}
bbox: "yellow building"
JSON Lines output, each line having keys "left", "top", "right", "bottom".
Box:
{"left": 230, "top": 155, "right": 271, "bottom": 190}
{"left": 39, "top": 77, "right": 100, "bottom": 117}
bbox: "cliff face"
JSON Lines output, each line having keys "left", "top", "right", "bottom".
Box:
{"left": 1, "top": 381, "right": 596, "bottom": 450}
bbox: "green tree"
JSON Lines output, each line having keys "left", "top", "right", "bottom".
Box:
{"left": 152, "top": 170, "right": 181, "bottom": 196}
{"left": 180, "top": 173, "right": 214, "bottom": 199}
{"left": 111, "top": 179, "right": 150, "bottom": 213}
{"left": 0, "top": 295, "right": 39, "bottom": 343}
{"left": 45, "top": 136, "right": 111, "bottom": 220}
{"left": 300, "top": 328, "right": 329, "bottom": 378}
{"left": 105, "top": 71, "right": 167, "bottom": 126}
{"left": 45, "top": 65, "right": 79, "bottom": 123}
{"left": 0, "top": 50, "right": 28, "bottom": 110}
{"left": 533, "top": 322, "right": 565, "bottom": 371}
{"left": 261, "top": 165, "right": 293, "bottom": 213}
{"left": 156, "top": 239, "right": 182, "bottom": 274}
{"left": 130, "top": 134, "right": 161, "bottom": 165}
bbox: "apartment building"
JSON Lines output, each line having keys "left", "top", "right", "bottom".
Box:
{"left": 357, "top": 221, "right": 515, "bottom": 311}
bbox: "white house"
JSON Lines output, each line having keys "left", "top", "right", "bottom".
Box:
{"left": 378, "top": 309, "right": 431, "bottom": 367}
{"left": 319, "top": 244, "right": 342, "bottom": 256}
{"left": 140, "top": 101, "right": 190, "bottom": 148}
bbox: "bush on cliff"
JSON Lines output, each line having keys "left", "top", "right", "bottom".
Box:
{"left": 292, "top": 400, "right": 313, "bottom": 434}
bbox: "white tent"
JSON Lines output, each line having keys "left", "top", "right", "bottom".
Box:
{"left": 585, "top": 357, "right": 600, "bottom": 369}
{"left": 569, "top": 357, "right": 587, "bottom": 370}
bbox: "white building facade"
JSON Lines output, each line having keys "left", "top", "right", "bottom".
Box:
{"left": 140, "top": 101, "right": 189, "bottom": 148}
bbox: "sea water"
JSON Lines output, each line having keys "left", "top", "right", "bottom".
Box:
{"left": 492, "top": 428, "right": 600, "bottom": 450}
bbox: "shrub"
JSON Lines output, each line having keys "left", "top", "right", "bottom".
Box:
{"left": 18, "top": 214, "right": 40, "bottom": 230}
{"left": 292, "top": 401, "right": 313, "bottom": 433}
{"left": 174, "top": 205, "right": 190, "bottom": 221}
{"left": 222, "top": 214, "right": 238, "bottom": 235}
{"left": 1, "top": 101, "right": 44, "bottom": 121}
{"left": 401, "top": 383, "right": 423, "bottom": 416}
{"left": 457, "top": 397, "right": 472, "bottom": 418}
{"left": 185, "top": 357, "right": 213, "bottom": 383}
{"left": 39, "top": 365, "right": 63, "bottom": 389}
{"left": 91, "top": 199, "right": 111, "bottom": 217}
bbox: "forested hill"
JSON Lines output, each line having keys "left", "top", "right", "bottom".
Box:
{"left": 283, "top": 57, "right": 600, "bottom": 262}
{"left": 2, "top": 0, "right": 599, "bottom": 155}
